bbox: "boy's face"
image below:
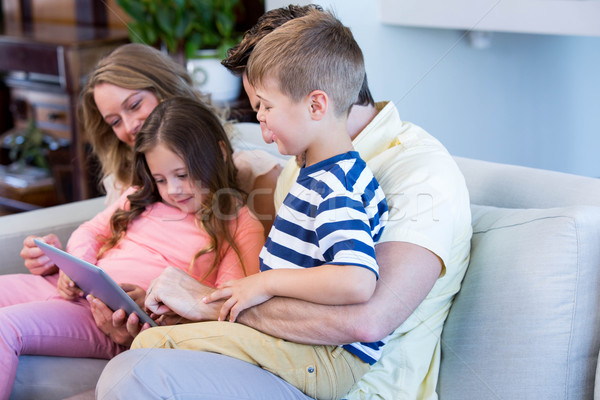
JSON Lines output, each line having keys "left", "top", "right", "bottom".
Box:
{"left": 243, "top": 73, "right": 273, "bottom": 140}
{"left": 254, "top": 77, "right": 313, "bottom": 157}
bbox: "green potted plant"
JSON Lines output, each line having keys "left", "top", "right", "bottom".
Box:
{"left": 6, "top": 119, "right": 50, "bottom": 171}
{"left": 116, "top": 0, "right": 243, "bottom": 64}
{"left": 117, "top": 0, "right": 245, "bottom": 103}
{"left": 0, "top": 119, "right": 55, "bottom": 188}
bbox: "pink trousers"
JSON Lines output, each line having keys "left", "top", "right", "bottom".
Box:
{"left": 0, "top": 273, "right": 124, "bottom": 399}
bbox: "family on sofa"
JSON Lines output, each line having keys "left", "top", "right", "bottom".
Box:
{"left": 5, "top": 3, "right": 599, "bottom": 400}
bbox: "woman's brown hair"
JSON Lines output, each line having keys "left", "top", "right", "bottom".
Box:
{"left": 79, "top": 43, "right": 218, "bottom": 192}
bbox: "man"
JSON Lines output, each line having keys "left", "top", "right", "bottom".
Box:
{"left": 96, "top": 6, "right": 472, "bottom": 399}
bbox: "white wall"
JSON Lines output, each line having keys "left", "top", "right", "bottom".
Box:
{"left": 266, "top": 0, "right": 600, "bottom": 177}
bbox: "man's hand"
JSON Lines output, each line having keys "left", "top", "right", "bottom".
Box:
{"left": 145, "top": 266, "right": 222, "bottom": 322}
{"left": 204, "top": 274, "right": 272, "bottom": 322}
{"left": 20, "top": 234, "right": 61, "bottom": 275}
{"left": 57, "top": 271, "right": 83, "bottom": 300}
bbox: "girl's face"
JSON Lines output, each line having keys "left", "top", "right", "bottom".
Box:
{"left": 144, "top": 143, "right": 205, "bottom": 214}
{"left": 93, "top": 83, "right": 160, "bottom": 147}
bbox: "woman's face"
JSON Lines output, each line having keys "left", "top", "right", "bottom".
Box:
{"left": 93, "top": 83, "right": 160, "bottom": 147}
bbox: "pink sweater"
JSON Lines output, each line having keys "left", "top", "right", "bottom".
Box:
{"left": 66, "top": 187, "right": 264, "bottom": 290}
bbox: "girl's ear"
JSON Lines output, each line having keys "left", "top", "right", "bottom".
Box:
{"left": 308, "top": 90, "right": 327, "bottom": 121}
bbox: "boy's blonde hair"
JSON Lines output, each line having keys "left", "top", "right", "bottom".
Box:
{"left": 247, "top": 9, "right": 365, "bottom": 117}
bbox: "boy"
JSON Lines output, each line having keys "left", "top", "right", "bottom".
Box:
{"left": 131, "top": 9, "right": 389, "bottom": 400}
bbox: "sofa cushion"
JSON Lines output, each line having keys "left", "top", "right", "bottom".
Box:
{"left": 11, "top": 356, "right": 107, "bottom": 400}
{"left": 438, "top": 204, "right": 600, "bottom": 399}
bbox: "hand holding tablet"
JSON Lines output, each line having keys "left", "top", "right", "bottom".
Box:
{"left": 34, "top": 238, "right": 158, "bottom": 327}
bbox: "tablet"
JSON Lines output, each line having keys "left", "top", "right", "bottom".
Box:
{"left": 34, "top": 238, "right": 157, "bottom": 327}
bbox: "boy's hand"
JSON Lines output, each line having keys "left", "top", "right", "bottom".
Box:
{"left": 57, "top": 270, "right": 83, "bottom": 300}
{"left": 204, "top": 274, "right": 272, "bottom": 322}
{"left": 20, "top": 234, "right": 61, "bottom": 275}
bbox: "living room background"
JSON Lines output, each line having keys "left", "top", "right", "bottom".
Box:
{"left": 267, "top": 0, "right": 600, "bottom": 178}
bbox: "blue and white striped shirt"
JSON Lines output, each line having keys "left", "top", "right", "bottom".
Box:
{"left": 259, "top": 151, "right": 389, "bottom": 364}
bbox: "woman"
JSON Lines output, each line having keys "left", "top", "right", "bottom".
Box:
{"left": 20, "top": 43, "right": 281, "bottom": 276}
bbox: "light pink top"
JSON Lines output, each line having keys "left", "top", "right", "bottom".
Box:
{"left": 66, "top": 187, "right": 264, "bottom": 290}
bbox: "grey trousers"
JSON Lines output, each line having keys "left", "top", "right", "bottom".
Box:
{"left": 96, "top": 348, "right": 314, "bottom": 399}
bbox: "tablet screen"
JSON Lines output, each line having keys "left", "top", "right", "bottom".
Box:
{"left": 34, "top": 239, "right": 157, "bottom": 327}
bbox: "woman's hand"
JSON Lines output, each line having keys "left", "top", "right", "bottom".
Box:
{"left": 145, "top": 266, "right": 221, "bottom": 322}
{"left": 57, "top": 270, "right": 83, "bottom": 300}
{"left": 204, "top": 274, "right": 272, "bottom": 322}
{"left": 20, "top": 234, "right": 61, "bottom": 275}
{"left": 87, "top": 287, "right": 153, "bottom": 347}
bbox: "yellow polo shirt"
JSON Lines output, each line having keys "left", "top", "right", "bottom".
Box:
{"left": 274, "top": 101, "right": 472, "bottom": 399}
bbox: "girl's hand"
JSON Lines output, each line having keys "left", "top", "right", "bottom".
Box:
{"left": 57, "top": 270, "right": 83, "bottom": 300}
{"left": 88, "top": 295, "right": 153, "bottom": 347}
{"left": 204, "top": 274, "right": 273, "bottom": 322}
{"left": 20, "top": 234, "right": 61, "bottom": 275}
{"left": 119, "top": 283, "right": 146, "bottom": 309}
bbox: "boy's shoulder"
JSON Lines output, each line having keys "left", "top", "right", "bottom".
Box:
{"left": 301, "top": 151, "right": 378, "bottom": 196}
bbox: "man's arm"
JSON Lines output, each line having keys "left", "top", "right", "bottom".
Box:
{"left": 108, "top": 242, "right": 440, "bottom": 346}
{"left": 208, "top": 264, "right": 377, "bottom": 322}
{"left": 237, "top": 241, "right": 442, "bottom": 344}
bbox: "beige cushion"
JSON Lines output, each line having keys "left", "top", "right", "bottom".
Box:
{"left": 438, "top": 204, "right": 600, "bottom": 399}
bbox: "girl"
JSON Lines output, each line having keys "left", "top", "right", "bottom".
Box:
{"left": 0, "top": 97, "right": 264, "bottom": 398}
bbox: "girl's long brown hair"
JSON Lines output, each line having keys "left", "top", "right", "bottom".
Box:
{"left": 98, "top": 97, "right": 246, "bottom": 280}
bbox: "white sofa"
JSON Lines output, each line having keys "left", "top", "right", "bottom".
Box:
{"left": 2, "top": 126, "right": 600, "bottom": 399}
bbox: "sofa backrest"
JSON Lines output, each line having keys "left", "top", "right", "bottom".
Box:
{"left": 0, "top": 197, "right": 105, "bottom": 275}
{"left": 454, "top": 156, "right": 600, "bottom": 208}
{"left": 439, "top": 157, "right": 600, "bottom": 399}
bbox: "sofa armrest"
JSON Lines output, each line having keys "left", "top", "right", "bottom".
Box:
{"left": 0, "top": 197, "right": 106, "bottom": 276}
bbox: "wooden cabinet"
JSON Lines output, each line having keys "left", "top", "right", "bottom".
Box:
{"left": 9, "top": 84, "right": 70, "bottom": 141}
{"left": 0, "top": 23, "right": 129, "bottom": 208}
{"left": 0, "top": 0, "right": 130, "bottom": 213}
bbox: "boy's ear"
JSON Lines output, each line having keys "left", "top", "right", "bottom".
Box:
{"left": 308, "top": 90, "right": 327, "bottom": 121}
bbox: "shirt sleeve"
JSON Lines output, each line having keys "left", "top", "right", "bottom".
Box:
{"left": 314, "top": 191, "right": 380, "bottom": 277}
{"left": 66, "top": 187, "right": 135, "bottom": 264}
{"left": 274, "top": 157, "right": 300, "bottom": 212}
{"left": 233, "top": 149, "right": 287, "bottom": 193}
{"left": 371, "top": 144, "right": 470, "bottom": 269}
